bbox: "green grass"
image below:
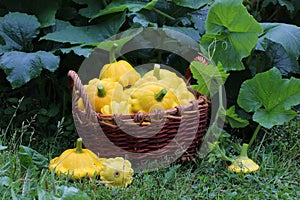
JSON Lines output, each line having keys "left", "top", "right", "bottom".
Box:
{"left": 0, "top": 114, "right": 299, "bottom": 199}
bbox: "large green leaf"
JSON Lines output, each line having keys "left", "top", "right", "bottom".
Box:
{"left": 2, "top": 0, "right": 59, "bottom": 27}
{"left": 200, "top": 0, "right": 262, "bottom": 71}
{"left": 75, "top": 0, "right": 158, "bottom": 19}
{"left": 252, "top": 38, "right": 300, "bottom": 75}
{"left": 237, "top": 67, "right": 300, "bottom": 129}
{"left": 18, "top": 145, "right": 48, "bottom": 169}
{"left": 0, "top": 51, "right": 60, "bottom": 89}
{"left": 172, "top": 0, "right": 210, "bottom": 9}
{"left": 257, "top": 23, "right": 300, "bottom": 64}
{"left": 190, "top": 61, "right": 228, "bottom": 98}
{"left": 0, "top": 12, "right": 40, "bottom": 53}
{"left": 40, "top": 12, "right": 126, "bottom": 56}
{"left": 72, "top": 0, "right": 104, "bottom": 19}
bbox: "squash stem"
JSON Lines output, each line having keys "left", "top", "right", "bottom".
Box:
{"left": 248, "top": 124, "right": 261, "bottom": 148}
{"left": 239, "top": 143, "right": 249, "bottom": 158}
{"left": 97, "top": 84, "right": 106, "bottom": 97}
{"left": 75, "top": 138, "right": 83, "bottom": 153}
{"left": 153, "top": 64, "right": 161, "bottom": 80}
{"left": 155, "top": 88, "right": 167, "bottom": 102}
{"left": 109, "top": 43, "right": 118, "bottom": 63}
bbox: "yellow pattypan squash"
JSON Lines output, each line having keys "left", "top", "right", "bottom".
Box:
{"left": 129, "top": 82, "right": 180, "bottom": 113}
{"left": 101, "top": 101, "right": 131, "bottom": 115}
{"left": 49, "top": 138, "right": 103, "bottom": 179}
{"left": 99, "top": 60, "right": 140, "bottom": 88}
{"left": 100, "top": 157, "right": 134, "bottom": 188}
{"left": 78, "top": 78, "right": 124, "bottom": 113}
{"left": 228, "top": 143, "right": 260, "bottom": 173}
{"left": 143, "top": 64, "right": 195, "bottom": 105}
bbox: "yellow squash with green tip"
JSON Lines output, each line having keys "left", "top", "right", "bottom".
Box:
{"left": 129, "top": 82, "right": 180, "bottom": 113}
{"left": 49, "top": 138, "right": 103, "bottom": 179}
{"left": 78, "top": 78, "right": 124, "bottom": 113}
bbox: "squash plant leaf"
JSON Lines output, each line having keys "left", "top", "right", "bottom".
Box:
{"left": 251, "top": 38, "right": 299, "bottom": 75}
{"left": 96, "top": 28, "right": 143, "bottom": 53}
{"left": 18, "top": 145, "right": 48, "bottom": 169}
{"left": 77, "top": 0, "right": 158, "bottom": 19}
{"left": 219, "top": 106, "right": 249, "bottom": 128}
{"left": 41, "top": 12, "right": 126, "bottom": 57}
{"left": 1, "top": 0, "right": 59, "bottom": 28}
{"left": 172, "top": 0, "right": 210, "bottom": 9}
{"left": 256, "top": 23, "right": 300, "bottom": 74}
{"left": 237, "top": 67, "right": 300, "bottom": 129}
{"left": 200, "top": 0, "right": 263, "bottom": 71}
{"left": 190, "top": 61, "right": 229, "bottom": 98}
{"left": 0, "top": 51, "right": 60, "bottom": 89}
{"left": 0, "top": 12, "right": 40, "bottom": 53}
{"left": 73, "top": 0, "right": 104, "bottom": 19}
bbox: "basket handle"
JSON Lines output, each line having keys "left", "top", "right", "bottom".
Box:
{"left": 68, "top": 70, "right": 96, "bottom": 120}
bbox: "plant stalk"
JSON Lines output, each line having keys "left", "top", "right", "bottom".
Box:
{"left": 248, "top": 124, "right": 261, "bottom": 148}
{"left": 152, "top": 8, "right": 175, "bottom": 21}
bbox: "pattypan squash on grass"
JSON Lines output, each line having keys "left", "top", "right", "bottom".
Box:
{"left": 49, "top": 138, "right": 103, "bottom": 179}
{"left": 228, "top": 143, "right": 259, "bottom": 173}
{"left": 100, "top": 157, "right": 134, "bottom": 188}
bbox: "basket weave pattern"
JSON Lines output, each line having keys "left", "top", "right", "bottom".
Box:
{"left": 68, "top": 70, "right": 209, "bottom": 167}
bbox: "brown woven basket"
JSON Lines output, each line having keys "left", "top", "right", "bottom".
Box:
{"left": 68, "top": 69, "right": 209, "bottom": 169}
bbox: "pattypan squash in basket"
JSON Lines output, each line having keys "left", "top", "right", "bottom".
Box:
{"left": 101, "top": 101, "right": 131, "bottom": 115}
{"left": 99, "top": 44, "right": 140, "bottom": 87}
{"left": 144, "top": 64, "right": 195, "bottom": 105}
{"left": 78, "top": 78, "right": 124, "bottom": 113}
{"left": 129, "top": 82, "right": 180, "bottom": 113}
{"left": 49, "top": 138, "right": 103, "bottom": 179}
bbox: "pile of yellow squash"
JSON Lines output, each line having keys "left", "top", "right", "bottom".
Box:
{"left": 78, "top": 60, "right": 196, "bottom": 115}
{"left": 49, "top": 138, "right": 134, "bottom": 188}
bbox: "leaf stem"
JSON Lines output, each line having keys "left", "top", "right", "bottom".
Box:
{"left": 248, "top": 124, "right": 261, "bottom": 148}
{"left": 152, "top": 8, "right": 175, "bottom": 21}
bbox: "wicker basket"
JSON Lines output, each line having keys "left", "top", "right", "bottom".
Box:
{"left": 68, "top": 70, "right": 209, "bottom": 170}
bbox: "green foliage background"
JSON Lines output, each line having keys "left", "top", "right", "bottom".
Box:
{"left": 0, "top": 0, "right": 299, "bottom": 155}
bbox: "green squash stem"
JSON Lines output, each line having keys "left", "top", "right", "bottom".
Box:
{"left": 155, "top": 88, "right": 167, "bottom": 102}
{"left": 97, "top": 84, "right": 106, "bottom": 97}
{"left": 153, "top": 64, "right": 161, "bottom": 80}
{"left": 109, "top": 43, "right": 118, "bottom": 63}
{"left": 239, "top": 143, "right": 249, "bottom": 158}
{"left": 75, "top": 138, "right": 83, "bottom": 153}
